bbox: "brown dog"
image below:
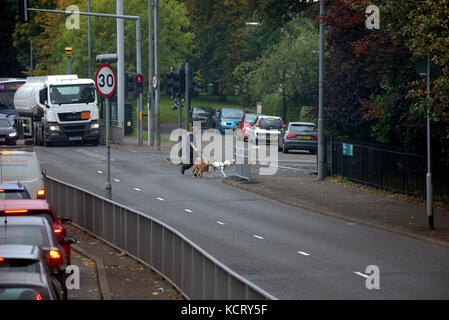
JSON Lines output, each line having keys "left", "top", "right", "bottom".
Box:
{"left": 192, "top": 157, "right": 211, "bottom": 178}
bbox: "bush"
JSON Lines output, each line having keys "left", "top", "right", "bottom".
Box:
{"left": 261, "top": 94, "right": 282, "bottom": 117}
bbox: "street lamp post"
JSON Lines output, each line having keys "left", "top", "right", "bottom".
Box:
{"left": 425, "top": 55, "right": 434, "bottom": 230}
{"left": 317, "top": 0, "right": 326, "bottom": 180}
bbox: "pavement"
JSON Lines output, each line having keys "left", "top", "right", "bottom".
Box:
{"left": 118, "top": 135, "right": 449, "bottom": 247}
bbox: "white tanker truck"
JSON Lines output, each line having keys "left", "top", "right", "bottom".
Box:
{"left": 13, "top": 75, "right": 100, "bottom": 146}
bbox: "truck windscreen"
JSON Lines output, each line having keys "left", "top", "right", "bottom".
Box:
{"left": 50, "top": 84, "right": 96, "bottom": 105}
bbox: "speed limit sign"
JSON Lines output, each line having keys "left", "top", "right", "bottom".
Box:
{"left": 95, "top": 64, "right": 117, "bottom": 98}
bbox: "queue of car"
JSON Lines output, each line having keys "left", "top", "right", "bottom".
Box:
{"left": 0, "top": 146, "right": 75, "bottom": 300}
{"left": 189, "top": 105, "right": 318, "bottom": 153}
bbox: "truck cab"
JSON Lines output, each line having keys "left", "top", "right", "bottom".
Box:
{"left": 14, "top": 75, "right": 100, "bottom": 146}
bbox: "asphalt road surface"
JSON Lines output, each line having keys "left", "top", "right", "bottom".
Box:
{"left": 36, "top": 143, "right": 449, "bottom": 299}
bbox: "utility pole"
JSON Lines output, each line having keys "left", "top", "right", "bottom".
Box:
{"left": 148, "top": 0, "right": 154, "bottom": 146}
{"left": 117, "top": 0, "right": 125, "bottom": 145}
{"left": 185, "top": 63, "right": 190, "bottom": 130}
{"left": 29, "top": 40, "right": 33, "bottom": 76}
{"left": 88, "top": 0, "right": 91, "bottom": 79}
{"left": 154, "top": 0, "right": 160, "bottom": 151}
{"left": 426, "top": 55, "right": 434, "bottom": 229}
{"left": 317, "top": 0, "right": 326, "bottom": 180}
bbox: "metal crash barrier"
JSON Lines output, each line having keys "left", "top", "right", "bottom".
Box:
{"left": 44, "top": 175, "right": 276, "bottom": 300}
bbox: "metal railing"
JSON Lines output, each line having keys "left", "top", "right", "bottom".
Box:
{"left": 44, "top": 175, "right": 276, "bottom": 300}
{"left": 233, "top": 145, "right": 251, "bottom": 181}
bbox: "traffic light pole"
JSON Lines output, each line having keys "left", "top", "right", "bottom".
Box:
{"left": 148, "top": 0, "right": 154, "bottom": 146}
{"left": 154, "top": 0, "right": 161, "bottom": 151}
{"left": 185, "top": 63, "right": 191, "bottom": 131}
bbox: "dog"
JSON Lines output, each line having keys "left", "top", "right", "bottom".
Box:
{"left": 210, "top": 160, "right": 232, "bottom": 178}
{"left": 192, "top": 157, "right": 212, "bottom": 178}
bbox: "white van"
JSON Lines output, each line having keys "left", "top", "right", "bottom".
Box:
{"left": 0, "top": 148, "right": 45, "bottom": 200}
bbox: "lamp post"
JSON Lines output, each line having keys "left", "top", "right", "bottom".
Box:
{"left": 317, "top": 0, "right": 326, "bottom": 180}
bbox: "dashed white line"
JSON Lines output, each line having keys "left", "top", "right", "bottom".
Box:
{"left": 114, "top": 178, "right": 120, "bottom": 182}
{"left": 157, "top": 197, "right": 165, "bottom": 201}
{"left": 253, "top": 235, "right": 264, "bottom": 240}
{"left": 216, "top": 221, "right": 225, "bottom": 225}
{"left": 297, "top": 251, "right": 310, "bottom": 256}
{"left": 97, "top": 170, "right": 103, "bottom": 174}
{"left": 354, "top": 271, "right": 369, "bottom": 279}
{"left": 184, "top": 209, "right": 193, "bottom": 213}
{"left": 133, "top": 187, "right": 141, "bottom": 191}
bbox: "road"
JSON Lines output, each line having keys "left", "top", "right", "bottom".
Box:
{"left": 36, "top": 143, "right": 449, "bottom": 299}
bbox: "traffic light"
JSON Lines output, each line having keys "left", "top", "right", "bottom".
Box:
{"left": 135, "top": 73, "right": 144, "bottom": 94}
{"left": 18, "top": 0, "right": 30, "bottom": 23}
{"left": 172, "top": 64, "right": 185, "bottom": 95}
{"left": 126, "top": 72, "right": 137, "bottom": 100}
{"left": 190, "top": 71, "right": 200, "bottom": 98}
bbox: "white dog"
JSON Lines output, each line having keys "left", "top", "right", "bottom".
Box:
{"left": 210, "top": 160, "right": 232, "bottom": 178}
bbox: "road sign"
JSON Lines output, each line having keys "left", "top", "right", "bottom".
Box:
{"left": 152, "top": 75, "right": 158, "bottom": 90}
{"left": 95, "top": 64, "right": 117, "bottom": 98}
{"left": 342, "top": 143, "right": 354, "bottom": 156}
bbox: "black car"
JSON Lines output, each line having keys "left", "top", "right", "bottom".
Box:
{"left": 0, "top": 116, "right": 17, "bottom": 145}
{"left": 279, "top": 122, "right": 318, "bottom": 154}
{"left": 190, "top": 106, "right": 215, "bottom": 129}
{"left": 0, "top": 244, "right": 64, "bottom": 300}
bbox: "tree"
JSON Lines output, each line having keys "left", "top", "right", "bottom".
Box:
{"left": 0, "top": 0, "right": 23, "bottom": 77}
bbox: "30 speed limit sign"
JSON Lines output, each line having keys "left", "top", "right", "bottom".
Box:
{"left": 95, "top": 64, "right": 117, "bottom": 98}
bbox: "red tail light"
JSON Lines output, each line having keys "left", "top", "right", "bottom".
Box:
{"left": 52, "top": 224, "right": 64, "bottom": 236}
{"left": 0, "top": 257, "right": 3, "bottom": 262}
{"left": 35, "top": 293, "right": 43, "bottom": 300}
{"left": 287, "top": 134, "right": 296, "bottom": 139}
{"left": 313, "top": 135, "right": 318, "bottom": 140}
{"left": 49, "top": 250, "right": 63, "bottom": 268}
{"left": 4, "top": 210, "right": 28, "bottom": 214}
{"left": 37, "top": 189, "right": 45, "bottom": 200}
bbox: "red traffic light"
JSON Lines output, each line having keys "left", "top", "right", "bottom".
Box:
{"left": 136, "top": 74, "right": 143, "bottom": 84}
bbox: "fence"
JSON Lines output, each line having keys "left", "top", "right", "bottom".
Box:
{"left": 44, "top": 175, "right": 276, "bottom": 300}
{"left": 329, "top": 137, "right": 449, "bottom": 197}
{"left": 233, "top": 145, "right": 251, "bottom": 181}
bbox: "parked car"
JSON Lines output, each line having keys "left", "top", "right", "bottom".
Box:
{"left": 249, "top": 115, "right": 284, "bottom": 145}
{"left": 0, "top": 116, "right": 18, "bottom": 146}
{"left": 0, "top": 244, "right": 64, "bottom": 300}
{"left": 0, "top": 183, "right": 31, "bottom": 200}
{"left": 236, "top": 113, "right": 262, "bottom": 141}
{"left": 0, "top": 200, "right": 74, "bottom": 264}
{"left": 279, "top": 122, "right": 317, "bottom": 154}
{"left": 0, "top": 216, "right": 75, "bottom": 299}
{"left": 190, "top": 106, "right": 215, "bottom": 129}
{"left": 216, "top": 108, "right": 245, "bottom": 134}
{"left": 0, "top": 148, "right": 45, "bottom": 200}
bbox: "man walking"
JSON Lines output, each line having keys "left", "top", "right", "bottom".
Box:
{"left": 181, "top": 126, "right": 199, "bottom": 175}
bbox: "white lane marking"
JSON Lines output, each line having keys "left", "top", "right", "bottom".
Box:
{"left": 114, "top": 178, "right": 120, "bottom": 182}
{"left": 184, "top": 209, "right": 193, "bottom": 213}
{"left": 157, "top": 197, "right": 165, "bottom": 201}
{"left": 97, "top": 170, "right": 103, "bottom": 174}
{"left": 216, "top": 221, "right": 225, "bottom": 225}
{"left": 130, "top": 150, "right": 138, "bottom": 153}
{"left": 354, "top": 271, "right": 369, "bottom": 279}
{"left": 297, "top": 251, "right": 310, "bottom": 256}
{"left": 134, "top": 187, "right": 141, "bottom": 191}
{"left": 253, "top": 235, "right": 264, "bottom": 240}
{"left": 347, "top": 222, "right": 356, "bottom": 226}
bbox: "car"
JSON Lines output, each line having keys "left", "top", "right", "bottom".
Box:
{"left": 190, "top": 106, "right": 215, "bottom": 130}
{"left": 0, "top": 216, "right": 75, "bottom": 299}
{"left": 236, "top": 113, "right": 262, "bottom": 141}
{"left": 249, "top": 115, "right": 284, "bottom": 145}
{"left": 0, "top": 148, "right": 46, "bottom": 200}
{"left": 0, "top": 116, "right": 18, "bottom": 146}
{"left": 0, "top": 200, "right": 74, "bottom": 264}
{"left": 0, "top": 182, "right": 31, "bottom": 199}
{"left": 279, "top": 122, "right": 318, "bottom": 154}
{"left": 0, "top": 244, "right": 64, "bottom": 300}
{"left": 216, "top": 108, "right": 245, "bottom": 134}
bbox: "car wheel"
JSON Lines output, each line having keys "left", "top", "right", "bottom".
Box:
{"left": 283, "top": 146, "right": 288, "bottom": 154}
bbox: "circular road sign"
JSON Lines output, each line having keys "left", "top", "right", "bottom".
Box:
{"left": 152, "top": 74, "right": 158, "bottom": 90}
{"left": 95, "top": 64, "right": 117, "bottom": 98}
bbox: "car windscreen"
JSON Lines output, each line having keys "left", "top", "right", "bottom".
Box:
{"left": 0, "top": 225, "right": 50, "bottom": 247}
{"left": 221, "top": 109, "right": 244, "bottom": 119}
{"left": 0, "top": 258, "right": 40, "bottom": 273}
{"left": 193, "top": 108, "right": 210, "bottom": 116}
{"left": 259, "top": 118, "right": 282, "bottom": 129}
{"left": 0, "top": 191, "right": 30, "bottom": 200}
{"left": 50, "top": 84, "right": 96, "bottom": 105}
{"left": 0, "top": 119, "right": 11, "bottom": 128}
{"left": 0, "top": 288, "right": 47, "bottom": 300}
{"left": 289, "top": 124, "right": 316, "bottom": 133}
{"left": 245, "top": 114, "right": 259, "bottom": 124}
